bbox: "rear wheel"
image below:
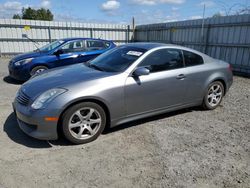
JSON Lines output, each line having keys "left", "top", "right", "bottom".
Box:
{"left": 202, "top": 81, "right": 224, "bottom": 110}
{"left": 30, "top": 66, "right": 48, "bottom": 76}
{"left": 62, "top": 102, "right": 106, "bottom": 144}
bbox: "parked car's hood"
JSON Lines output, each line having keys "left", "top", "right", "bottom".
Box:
{"left": 11, "top": 51, "right": 47, "bottom": 62}
{"left": 21, "top": 64, "right": 115, "bottom": 98}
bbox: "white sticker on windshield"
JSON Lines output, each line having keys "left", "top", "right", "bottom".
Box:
{"left": 127, "top": 51, "right": 143, "bottom": 57}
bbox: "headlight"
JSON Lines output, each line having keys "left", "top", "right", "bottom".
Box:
{"left": 31, "top": 88, "right": 67, "bottom": 109}
{"left": 14, "top": 58, "right": 33, "bottom": 66}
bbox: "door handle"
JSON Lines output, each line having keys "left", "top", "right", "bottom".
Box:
{"left": 176, "top": 74, "right": 186, "bottom": 79}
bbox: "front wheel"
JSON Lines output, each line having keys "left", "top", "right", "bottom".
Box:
{"left": 30, "top": 66, "right": 48, "bottom": 76}
{"left": 62, "top": 102, "right": 106, "bottom": 144}
{"left": 202, "top": 81, "right": 224, "bottom": 110}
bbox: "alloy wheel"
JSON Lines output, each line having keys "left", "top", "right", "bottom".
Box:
{"left": 68, "top": 107, "right": 102, "bottom": 140}
{"left": 207, "top": 83, "right": 223, "bottom": 107}
{"left": 35, "top": 68, "right": 46, "bottom": 74}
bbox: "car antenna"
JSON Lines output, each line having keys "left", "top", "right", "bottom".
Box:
{"left": 22, "top": 34, "right": 41, "bottom": 53}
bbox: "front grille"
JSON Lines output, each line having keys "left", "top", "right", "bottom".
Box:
{"left": 16, "top": 91, "right": 30, "bottom": 106}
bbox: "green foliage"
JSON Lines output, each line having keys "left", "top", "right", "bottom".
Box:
{"left": 12, "top": 14, "right": 21, "bottom": 19}
{"left": 13, "top": 7, "right": 53, "bottom": 21}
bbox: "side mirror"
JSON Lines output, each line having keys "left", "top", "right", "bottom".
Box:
{"left": 133, "top": 67, "right": 150, "bottom": 77}
{"left": 54, "top": 49, "right": 64, "bottom": 56}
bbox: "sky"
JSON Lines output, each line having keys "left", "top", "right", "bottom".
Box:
{"left": 0, "top": 0, "right": 249, "bottom": 24}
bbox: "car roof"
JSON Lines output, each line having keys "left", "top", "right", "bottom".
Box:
{"left": 61, "top": 38, "right": 112, "bottom": 42}
{"left": 123, "top": 42, "right": 179, "bottom": 50}
{"left": 123, "top": 42, "right": 210, "bottom": 58}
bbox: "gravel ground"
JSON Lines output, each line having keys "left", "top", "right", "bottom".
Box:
{"left": 0, "top": 58, "right": 249, "bottom": 188}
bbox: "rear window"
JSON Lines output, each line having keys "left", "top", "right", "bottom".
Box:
{"left": 183, "top": 50, "right": 204, "bottom": 67}
{"left": 87, "top": 40, "right": 106, "bottom": 49}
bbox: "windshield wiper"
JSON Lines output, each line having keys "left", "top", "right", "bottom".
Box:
{"left": 84, "top": 61, "right": 104, "bottom": 71}
{"left": 89, "top": 64, "right": 104, "bottom": 71}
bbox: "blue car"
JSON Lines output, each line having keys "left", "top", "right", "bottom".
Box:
{"left": 8, "top": 38, "right": 116, "bottom": 81}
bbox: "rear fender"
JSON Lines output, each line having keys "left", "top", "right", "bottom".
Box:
{"left": 203, "top": 72, "right": 227, "bottom": 96}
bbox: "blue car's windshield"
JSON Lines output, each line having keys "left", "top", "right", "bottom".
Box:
{"left": 38, "top": 40, "right": 65, "bottom": 52}
{"left": 88, "top": 46, "right": 147, "bottom": 72}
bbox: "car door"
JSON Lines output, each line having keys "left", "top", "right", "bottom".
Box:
{"left": 55, "top": 40, "right": 86, "bottom": 66}
{"left": 182, "top": 50, "right": 208, "bottom": 102}
{"left": 125, "top": 48, "right": 188, "bottom": 116}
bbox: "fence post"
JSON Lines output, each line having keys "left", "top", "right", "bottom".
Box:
{"left": 90, "top": 28, "right": 93, "bottom": 38}
{"left": 70, "top": 22, "right": 73, "bottom": 37}
{"left": 127, "top": 25, "right": 130, "bottom": 43}
{"left": 204, "top": 24, "right": 211, "bottom": 54}
{"left": 48, "top": 27, "right": 52, "bottom": 43}
{"left": 132, "top": 17, "right": 135, "bottom": 42}
{"left": 169, "top": 27, "right": 173, "bottom": 44}
{"left": 147, "top": 28, "right": 149, "bottom": 42}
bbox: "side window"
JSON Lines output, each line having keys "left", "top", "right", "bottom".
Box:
{"left": 139, "top": 49, "right": 184, "bottom": 73}
{"left": 60, "top": 40, "right": 84, "bottom": 53}
{"left": 86, "top": 40, "right": 106, "bottom": 51}
{"left": 183, "top": 50, "right": 204, "bottom": 66}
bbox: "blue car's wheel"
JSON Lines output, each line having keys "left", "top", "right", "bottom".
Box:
{"left": 30, "top": 66, "right": 48, "bottom": 76}
{"left": 62, "top": 102, "right": 106, "bottom": 144}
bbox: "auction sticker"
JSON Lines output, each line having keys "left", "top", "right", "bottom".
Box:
{"left": 127, "top": 51, "right": 143, "bottom": 56}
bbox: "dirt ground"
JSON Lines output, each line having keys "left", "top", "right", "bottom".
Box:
{"left": 0, "top": 58, "right": 249, "bottom": 188}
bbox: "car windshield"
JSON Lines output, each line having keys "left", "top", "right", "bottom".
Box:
{"left": 88, "top": 46, "right": 147, "bottom": 72}
{"left": 38, "top": 40, "right": 65, "bottom": 52}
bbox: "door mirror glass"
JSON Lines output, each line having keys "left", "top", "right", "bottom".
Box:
{"left": 133, "top": 67, "right": 150, "bottom": 77}
{"left": 54, "top": 49, "right": 64, "bottom": 56}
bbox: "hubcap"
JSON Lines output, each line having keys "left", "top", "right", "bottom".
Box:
{"left": 35, "top": 68, "right": 46, "bottom": 74}
{"left": 68, "top": 107, "right": 102, "bottom": 140}
{"left": 31, "top": 68, "right": 46, "bottom": 76}
{"left": 207, "top": 84, "right": 222, "bottom": 107}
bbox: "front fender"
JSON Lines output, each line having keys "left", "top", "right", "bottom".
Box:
{"left": 59, "top": 95, "right": 111, "bottom": 115}
{"left": 30, "top": 56, "right": 58, "bottom": 70}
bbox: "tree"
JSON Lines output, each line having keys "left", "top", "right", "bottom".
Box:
{"left": 12, "top": 7, "right": 53, "bottom": 21}
{"left": 22, "top": 7, "right": 37, "bottom": 20}
{"left": 12, "top": 14, "right": 21, "bottom": 19}
{"left": 36, "top": 8, "right": 53, "bottom": 21}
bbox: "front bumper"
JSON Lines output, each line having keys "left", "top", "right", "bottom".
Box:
{"left": 8, "top": 63, "right": 31, "bottom": 81}
{"left": 13, "top": 101, "right": 59, "bottom": 140}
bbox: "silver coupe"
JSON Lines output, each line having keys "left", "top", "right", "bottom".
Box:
{"left": 13, "top": 43, "right": 233, "bottom": 144}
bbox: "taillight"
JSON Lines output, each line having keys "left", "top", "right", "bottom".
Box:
{"left": 228, "top": 64, "right": 233, "bottom": 72}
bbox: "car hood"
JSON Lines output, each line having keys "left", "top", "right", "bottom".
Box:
{"left": 21, "top": 64, "right": 115, "bottom": 98}
{"left": 11, "top": 51, "right": 47, "bottom": 62}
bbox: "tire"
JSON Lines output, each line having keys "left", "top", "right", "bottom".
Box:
{"left": 62, "top": 102, "right": 106, "bottom": 144}
{"left": 202, "top": 81, "right": 224, "bottom": 110}
{"left": 30, "top": 66, "right": 48, "bottom": 76}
